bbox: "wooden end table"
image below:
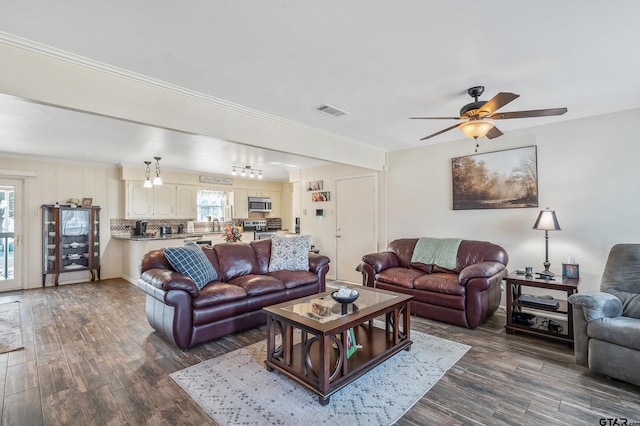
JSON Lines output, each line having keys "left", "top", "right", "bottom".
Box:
{"left": 505, "top": 271, "right": 580, "bottom": 347}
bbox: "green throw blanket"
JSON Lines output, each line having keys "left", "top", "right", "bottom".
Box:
{"left": 411, "top": 238, "right": 462, "bottom": 271}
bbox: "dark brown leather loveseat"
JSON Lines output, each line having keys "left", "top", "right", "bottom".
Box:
{"left": 359, "top": 238, "right": 508, "bottom": 328}
{"left": 136, "top": 239, "right": 330, "bottom": 350}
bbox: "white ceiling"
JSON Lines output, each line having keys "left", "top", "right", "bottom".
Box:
{"left": 1, "top": 1, "right": 640, "bottom": 180}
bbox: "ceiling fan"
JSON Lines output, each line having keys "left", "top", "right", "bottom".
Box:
{"left": 410, "top": 86, "right": 567, "bottom": 150}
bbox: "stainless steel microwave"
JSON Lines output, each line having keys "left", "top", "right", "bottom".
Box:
{"left": 248, "top": 197, "right": 272, "bottom": 212}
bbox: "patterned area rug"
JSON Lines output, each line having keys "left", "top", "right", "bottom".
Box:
{"left": 0, "top": 301, "right": 23, "bottom": 354}
{"left": 171, "top": 327, "right": 469, "bottom": 425}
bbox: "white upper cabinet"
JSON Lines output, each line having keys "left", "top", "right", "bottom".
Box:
{"left": 267, "top": 191, "right": 282, "bottom": 218}
{"left": 125, "top": 181, "right": 177, "bottom": 218}
{"left": 176, "top": 185, "right": 198, "bottom": 218}
{"left": 230, "top": 189, "right": 249, "bottom": 219}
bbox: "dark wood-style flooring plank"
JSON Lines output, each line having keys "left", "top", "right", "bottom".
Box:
{"left": 1, "top": 279, "right": 638, "bottom": 426}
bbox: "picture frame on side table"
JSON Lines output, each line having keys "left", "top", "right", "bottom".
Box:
{"left": 81, "top": 198, "right": 93, "bottom": 208}
{"left": 562, "top": 263, "right": 579, "bottom": 279}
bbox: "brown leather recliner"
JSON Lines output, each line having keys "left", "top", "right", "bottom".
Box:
{"left": 359, "top": 238, "right": 508, "bottom": 328}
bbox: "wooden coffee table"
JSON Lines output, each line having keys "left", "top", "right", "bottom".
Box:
{"left": 263, "top": 285, "right": 413, "bottom": 405}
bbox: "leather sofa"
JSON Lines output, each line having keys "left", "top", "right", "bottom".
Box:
{"left": 136, "top": 239, "right": 330, "bottom": 350}
{"left": 568, "top": 244, "right": 640, "bottom": 386}
{"left": 359, "top": 238, "right": 508, "bottom": 328}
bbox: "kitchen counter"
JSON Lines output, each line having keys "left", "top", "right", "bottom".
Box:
{"left": 117, "top": 233, "right": 217, "bottom": 284}
{"left": 112, "top": 233, "right": 204, "bottom": 241}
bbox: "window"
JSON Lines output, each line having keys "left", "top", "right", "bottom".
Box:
{"left": 196, "top": 190, "right": 228, "bottom": 222}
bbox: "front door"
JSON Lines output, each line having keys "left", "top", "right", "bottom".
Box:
{"left": 0, "top": 179, "right": 22, "bottom": 291}
{"left": 335, "top": 175, "right": 377, "bottom": 284}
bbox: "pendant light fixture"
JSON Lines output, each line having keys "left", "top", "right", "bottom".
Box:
{"left": 152, "top": 156, "right": 163, "bottom": 186}
{"left": 143, "top": 161, "right": 153, "bottom": 188}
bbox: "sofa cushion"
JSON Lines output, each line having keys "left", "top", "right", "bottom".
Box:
{"left": 250, "top": 239, "right": 272, "bottom": 274}
{"left": 192, "top": 282, "right": 248, "bottom": 309}
{"left": 267, "top": 270, "right": 318, "bottom": 289}
{"left": 413, "top": 273, "right": 465, "bottom": 295}
{"left": 587, "top": 316, "right": 640, "bottom": 351}
{"left": 164, "top": 242, "right": 218, "bottom": 290}
{"left": 376, "top": 267, "right": 423, "bottom": 289}
{"left": 214, "top": 243, "right": 260, "bottom": 281}
{"left": 268, "top": 235, "right": 310, "bottom": 272}
{"left": 228, "top": 274, "right": 285, "bottom": 296}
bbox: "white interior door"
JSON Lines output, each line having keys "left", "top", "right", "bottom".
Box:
{"left": 0, "top": 179, "right": 22, "bottom": 291}
{"left": 335, "top": 175, "right": 377, "bottom": 284}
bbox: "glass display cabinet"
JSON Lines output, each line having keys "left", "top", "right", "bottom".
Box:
{"left": 42, "top": 205, "right": 101, "bottom": 286}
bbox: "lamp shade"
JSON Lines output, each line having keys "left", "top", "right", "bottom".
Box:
{"left": 460, "top": 119, "right": 495, "bottom": 139}
{"left": 533, "top": 209, "right": 561, "bottom": 231}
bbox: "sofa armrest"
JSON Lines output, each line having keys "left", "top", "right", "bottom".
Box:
{"left": 568, "top": 292, "right": 623, "bottom": 321}
{"left": 139, "top": 268, "right": 199, "bottom": 297}
{"left": 458, "top": 261, "right": 506, "bottom": 286}
{"left": 359, "top": 252, "right": 400, "bottom": 287}
{"left": 309, "top": 254, "right": 330, "bottom": 273}
{"left": 361, "top": 252, "right": 400, "bottom": 273}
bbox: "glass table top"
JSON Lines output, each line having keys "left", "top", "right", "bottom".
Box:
{"left": 280, "top": 285, "right": 398, "bottom": 323}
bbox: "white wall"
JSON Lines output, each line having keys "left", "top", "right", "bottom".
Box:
{"left": 387, "top": 108, "right": 640, "bottom": 293}
{"left": 0, "top": 156, "right": 122, "bottom": 288}
{"left": 290, "top": 164, "right": 386, "bottom": 280}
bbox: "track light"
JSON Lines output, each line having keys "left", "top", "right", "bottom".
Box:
{"left": 231, "top": 165, "right": 263, "bottom": 179}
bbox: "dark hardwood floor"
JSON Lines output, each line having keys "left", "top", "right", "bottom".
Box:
{"left": 1, "top": 279, "right": 638, "bottom": 425}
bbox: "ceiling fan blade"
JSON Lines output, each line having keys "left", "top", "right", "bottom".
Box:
{"left": 486, "top": 126, "right": 504, "bottom": 140}
{"left": 480, "top": 92, "right": 519, "bottom": 115}
{"left": 419, "top": 123, "right": 462, "bottom": 140}
{"left": 490, "top": 107, "right": 568, "bottom": 120}
{"left": 410, "top": 116, "right": 462, "bottom": 120}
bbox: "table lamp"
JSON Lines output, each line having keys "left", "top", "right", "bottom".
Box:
{"left": 533, "top": 208, "right": 561, "bottom": 279}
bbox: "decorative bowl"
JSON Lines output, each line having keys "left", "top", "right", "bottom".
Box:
{"left": 331, "top": 291, "right": 359, "bottom": 305}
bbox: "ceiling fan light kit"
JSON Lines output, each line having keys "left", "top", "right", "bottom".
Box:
{"left": 411, "top": 85, "right": 567, "bottom": 150}
{"left": 459, "top": 119, "right": 495, "bottom": 139}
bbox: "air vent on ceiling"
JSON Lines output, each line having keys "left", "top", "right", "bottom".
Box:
{"left": 314, "top": 103, "right": 348, "bottom": 117}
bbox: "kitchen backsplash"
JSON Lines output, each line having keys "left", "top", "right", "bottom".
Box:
{"left": 110, "top": 218, "right": 248, "bottom": 237}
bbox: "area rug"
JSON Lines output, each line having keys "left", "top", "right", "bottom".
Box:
{"left": 0, "top": 301, "right": 23, "bottom": 354}
{"left": 171, "top": 327, "right": 470, "bottom": 425}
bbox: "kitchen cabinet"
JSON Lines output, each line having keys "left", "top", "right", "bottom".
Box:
{"left": 42, "top": 205, "right": 101, "bottom": 286}
{"left": 247, "top": 190, "right": 271, "bottom": 197}
{"left": 176, "top": 185, "right": 198, "bottom": 218}
{"left": 125, "top": 181, "right": 177, "bottom": 218}
{"left": 267, "top": 191, "right": 282, "bottom": 218}
{"left": 230, "top": 189, "right": 249, "bottom": 219}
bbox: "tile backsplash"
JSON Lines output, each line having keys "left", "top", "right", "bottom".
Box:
{"left": 109, "top": 218, "right": 239, "bottom": 237}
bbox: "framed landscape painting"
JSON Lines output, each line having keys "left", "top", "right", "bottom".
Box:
{"left": 451, "top": 145, "right": 538, "bottom": 210}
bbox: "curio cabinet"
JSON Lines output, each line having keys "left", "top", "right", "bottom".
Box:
{"left": 42, "top": 205, "right": 101, "bottom": 286}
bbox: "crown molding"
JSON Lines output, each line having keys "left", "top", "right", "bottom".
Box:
{"left": 0, "top": 31, "right": 367, "bottom": 147}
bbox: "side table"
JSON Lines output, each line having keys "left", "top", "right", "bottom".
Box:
{"left": 504, "top": 271, "right": 580, "bottom": 347}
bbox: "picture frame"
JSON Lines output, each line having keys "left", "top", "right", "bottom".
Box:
{"left": 306, "top": 180, "right": 323, "bottom": 191}
{"left": 81, "top": 198, "right": 93, "bottom": 208}
{"left": 311, "top": 191, "right": 330, "bottom": 202}
{"left": 451, "top": 145, "right": 538, "bottom": 210}
{"left": 562, "top": 263, "right": 580, "bottom": 279}
{"left": 345, "top": 328, "right": 357, "bottom": 359}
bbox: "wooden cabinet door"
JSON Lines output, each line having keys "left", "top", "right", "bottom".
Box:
{"left": 231, "top": 189, "right": 249, "bottom": 219}
{"left": 126, "top": 181, "right": 152, "bottom": 218}
{"left": 153, "top": 184, "right": 177, "bottom": 217}
{"left": 176, "top": 185, "right": 197, "bottom": 218}
{"left": 267, "top": 191, "right": 282, "bottom": 218}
